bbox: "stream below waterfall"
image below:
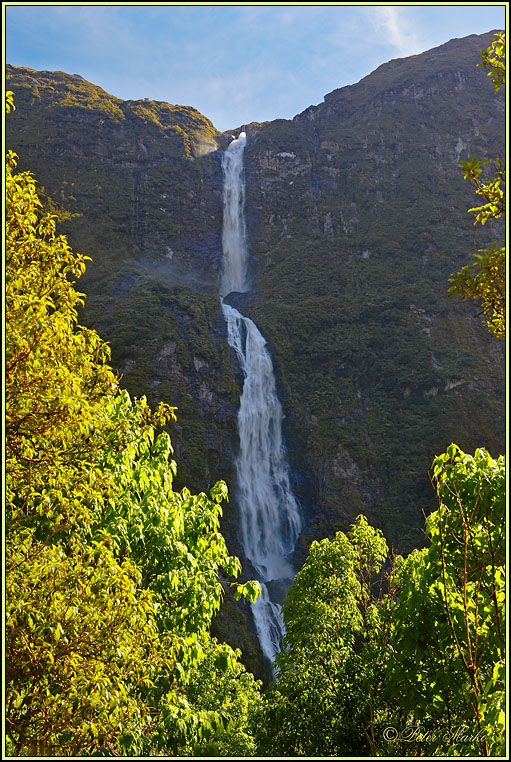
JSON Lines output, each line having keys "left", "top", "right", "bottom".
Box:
{"left": 220, "top": 133, "right": 303, "bottom": 666}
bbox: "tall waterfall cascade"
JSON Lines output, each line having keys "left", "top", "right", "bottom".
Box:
{"left": 220, "top": 133, "right": 303, "bottom": 665}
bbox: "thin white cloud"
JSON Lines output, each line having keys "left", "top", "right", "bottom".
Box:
{"left": 166, "top": 60, "right": 303, "bottom": 130}
{"left": 367, "top": 6, "right": 422, "bottom": 57}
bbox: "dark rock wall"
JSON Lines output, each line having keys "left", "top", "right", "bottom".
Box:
{"left": 238, "top": 31, "right": 505, "bottom": 557}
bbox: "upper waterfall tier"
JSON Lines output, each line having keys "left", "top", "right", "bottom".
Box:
{"left": 220, "top": 132, "right": 249, "bottom": 297}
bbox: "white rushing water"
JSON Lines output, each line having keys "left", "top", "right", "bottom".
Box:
{"left": 220, "top": 133, "right": 303, "bottom": 665}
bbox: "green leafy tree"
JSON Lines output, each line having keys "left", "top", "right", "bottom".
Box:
{"left": 480, "top": 31, "right": 505, "bottom": 92}
{"left": 5, "top": 143, "right": 260, "bottom": 755}
{"left": 449, "top": 32, "right": 506, "bottom": 338}
{"left": 6, "top": 530, "right": 169, "bottom": 756}
{"left": 254, "top": 516, "right": 394, "bottom": 756}
{"left": 90, "top": 390, "right": 261, "bottom": 755}
{"left": 173, "top": 636, "right": 262, "bottom": 757}
{"left": 387, "top": 445, "right": 505, "bottom": 756}
{"left": 5, "top": 148, "right": 169, "bottom": 755}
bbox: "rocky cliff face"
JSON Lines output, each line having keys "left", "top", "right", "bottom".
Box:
{"left": 236, "top": 30, "right": 505, "bottom": 557}
{"left": 6, "top": 31, "right": 505, "bottom": 669}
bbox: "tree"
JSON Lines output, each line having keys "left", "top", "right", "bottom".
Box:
{"left": 254, "top": 516, "right": 394, "bottom": 756}
{"left": 388, "top": 445, "right": 505, "bottom": 756}
{"left": 175, "top": 636, "right": 262, "bottom": 757}
{"left": 479, "top": 31, "right": 505, "bottom": 92}
{"left": 5, "top": 148, "right": 168, "bottom": 755}
{"left": 449, "top": 32, "right": 506, "bottom": 338}
{"left": 5, "top": 141, "right": 260, "bottom": 755}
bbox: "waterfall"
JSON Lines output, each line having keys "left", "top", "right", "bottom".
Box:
{"left": 220, "top": 133, "right": 303, "bottom": 666}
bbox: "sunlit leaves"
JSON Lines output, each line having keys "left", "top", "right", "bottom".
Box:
{"left": 388, "top": 446, "right": 505, "bottom": 755}
{"left": 6, "top": 90, "right": 15, "bottom": 112}
{"left": 178, "top": 637, "right": 262, "bottom": 757}
{"left": 478, "top": 30, "right": 505, "bottom": 93}
{"left": 450, "top": 33, "right": 506, "bottom": 339}
{"left": 258, "top": 446, "right": 505, "bottom": 756}
{"left": 455, "top": 154, "right": 504, "bottom": 229}
{"left": 6, "top": 531, "right": 168, "bottom": 756}
{"left": 6, "top": 151, "right": 119, "bottom": 530}
{"left": 256, "top": 517, "right": 393, "bottom": 756}
{"left": 234, "top": 579, "right": 260, "bottom": 604}
{"left": 448, "top": 240, "right": 505, "bottom": 338}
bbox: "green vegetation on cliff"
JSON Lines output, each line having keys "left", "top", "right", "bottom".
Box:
{"left": 449, "top": 33, "right": 506, "bottom": 339}
{"left": 241, "top": 30, "right": 505, "bottom": 554}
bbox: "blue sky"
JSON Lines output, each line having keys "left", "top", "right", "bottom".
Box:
{"left": 5, "top": 3, "right": 507, "bottom": 131}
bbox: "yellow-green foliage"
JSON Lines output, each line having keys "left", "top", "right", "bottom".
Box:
{"left": 7, "top": 532, "right": 167, "bottom": 756}
{"left": 5, "top": 149, "right": 167, "bottom": 754}
{"left": 9, "top": 65, "right": 125, "bottom": 121}
{"left": 256, "top": 449, "right": 505, "bottom": 756}
{"left": 389, "top": 445, "right": 505, "bottom": 756}
{"left": 5, "top": 149, "right": 260, "bottom": 756}
{"left": 5, "top": 150, "right": 118, "bottom": 519}
{"left": 449, "top": 33, "right": 506, "bottom": 339}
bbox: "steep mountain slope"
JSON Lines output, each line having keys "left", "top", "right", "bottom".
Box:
{"left": 238, "top": 30, "right": 505, "bottom": 555}
{"left": 6, "top": 31, "right": 505, "bottom": 667}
